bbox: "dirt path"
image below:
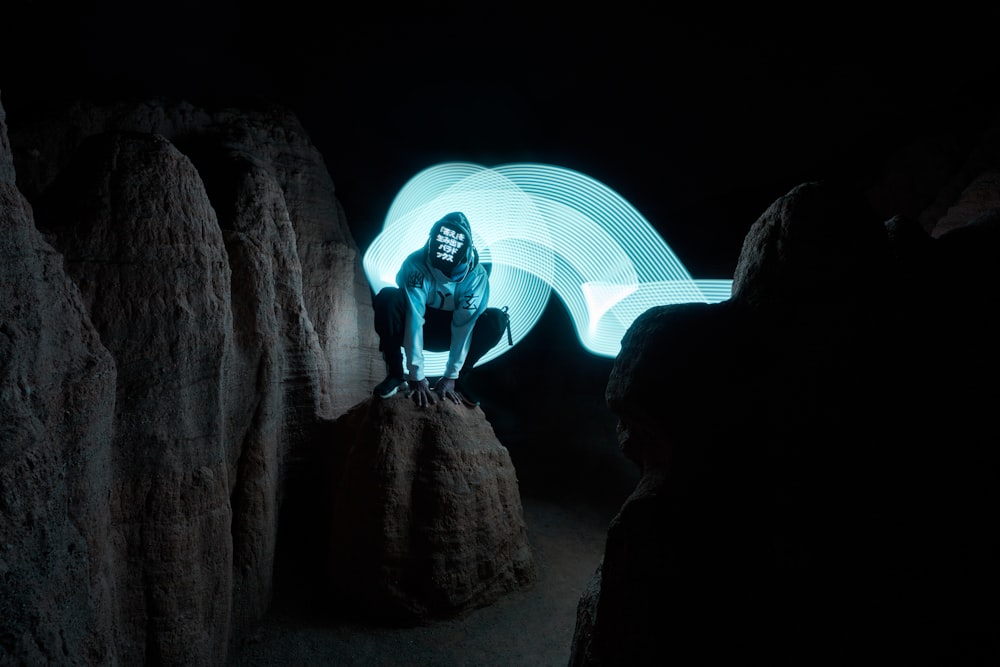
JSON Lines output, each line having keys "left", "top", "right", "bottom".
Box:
{"left": 230, "top": 496, "right": 617, "bottom": 667}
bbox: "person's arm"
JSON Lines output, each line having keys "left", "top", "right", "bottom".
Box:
{"left": 401, "top": 282, "right": 429, "bottom": 382}
{"left": 395, "top": 254, "right": 430, "bottom": 382}
{"left": 397, "top": 261, "right": 438, "bottom": 407}
{"left": 443, "top": 269, "right": 490, "bottom": 379}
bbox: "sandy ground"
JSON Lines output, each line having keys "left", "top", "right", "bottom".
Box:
{"left": 229, "top": 495, "right": 618, "bottom": 667}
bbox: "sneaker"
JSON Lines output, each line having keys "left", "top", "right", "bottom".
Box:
{"left": 455, "top": 378, "right": 481, "bottom": 408}
{"left": 373, "top": 375, "right": 407, "bottom": 399}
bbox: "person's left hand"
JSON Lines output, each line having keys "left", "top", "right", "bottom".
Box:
{"left": 408, "top": 378, "right": 435, "bottom": 407}
{"left": 433, "top": 377, "right": 463, "bottom": 405}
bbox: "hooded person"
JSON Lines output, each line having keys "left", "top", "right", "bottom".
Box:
{"left": 372, "top": 211, "right": 508, "bottom": 407}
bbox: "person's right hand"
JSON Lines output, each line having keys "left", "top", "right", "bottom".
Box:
{"left": 408, "top": 378, "right": 435, "bottom": 408}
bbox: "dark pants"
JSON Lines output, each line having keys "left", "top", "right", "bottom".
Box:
{"left": 373, "top": 287, "right": 507, "bottom": 378}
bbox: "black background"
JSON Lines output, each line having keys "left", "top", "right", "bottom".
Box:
{"left": 5, "top": 3, "right": 999, "bottom": 278}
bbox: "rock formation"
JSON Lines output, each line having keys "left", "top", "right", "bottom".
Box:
{"left": 3, "top": 85, "right": 998, "bottom": 666}
{"left": 1, "top": 94, "right": 118, "bottom": 667}
{"left": 323, "top": 395, "right": 535, "bottom": 624}
{"left": 0, "top": 94, "right": 385, "bottom": 665}
{"left": 570, "top": 168, "right": 1000, "bottom": 664}
{"left": 11, "top": 96, "right": 382, "bottom": 420}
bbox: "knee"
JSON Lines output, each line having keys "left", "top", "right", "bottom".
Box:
{"left": 374, "top": 287, "right": 401, "bottom": 311}
{"left": 477, "top": 307, "right": 507, "bottom": 339}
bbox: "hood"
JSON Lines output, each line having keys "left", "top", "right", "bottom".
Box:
{"left": 426, "top": 212, "right": 476, "bottom": 282}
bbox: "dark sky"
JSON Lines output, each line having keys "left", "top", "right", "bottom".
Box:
{"left": 3, "top": 3, "right": 999, "bottom": 278}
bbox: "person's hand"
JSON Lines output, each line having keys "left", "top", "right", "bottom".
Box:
{"left": 433, "top": 377, "right": 463, "bottom": 405}
{"left": 408, "top": 378, "right": 435, "bottom": 407}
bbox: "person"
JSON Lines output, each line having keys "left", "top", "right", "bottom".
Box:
{"left": 372, "top": 211, "right": 508, "bottom": 408}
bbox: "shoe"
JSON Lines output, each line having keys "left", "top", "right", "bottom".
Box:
{"left": 374, "top": 375, "right": 407, "bottom": 399}
{"left": 455, "top": 378, "right": 481, "bottom": 408}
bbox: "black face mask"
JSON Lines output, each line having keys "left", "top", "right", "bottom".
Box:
{"left": 428, "top": 222, "right": 471, "bottom": 280}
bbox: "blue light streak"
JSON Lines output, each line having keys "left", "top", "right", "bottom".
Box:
{"left": 363, "top": 162, "right": 733, "bottom": 375}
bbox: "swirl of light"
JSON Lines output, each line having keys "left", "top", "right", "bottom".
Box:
{"left": 363, "top": 162, "right": 733, "bottom": 375}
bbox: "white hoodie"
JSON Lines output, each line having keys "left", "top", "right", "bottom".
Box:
{"left": 396, "top": 247, "right": 489, "bottom": 381}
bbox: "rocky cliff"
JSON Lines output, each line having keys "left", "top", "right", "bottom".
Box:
{"left": 570, "top": 155, "right": 1000, "bottom": 662}
{"left": 0, "top": 94, "right": 383, "bottom": 665}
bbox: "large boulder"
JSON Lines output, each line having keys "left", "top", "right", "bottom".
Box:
{"left": 323, "top": 396, "right": 537, "bottom": 624}
{"left": 0, "top": 94, "right": 383, "bottom": 665}
{"left": 571, "top": 176, "right": 1000, "bottom": 665}
{"left": 0, "top": 92, "right": 118, "bottom": 667}
{"left": 10, "top": 97, "right": 382, "bottom": 420}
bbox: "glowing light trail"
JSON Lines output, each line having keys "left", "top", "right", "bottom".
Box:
{"left": 363, "top": 162, "right": 733, "bottom": 375}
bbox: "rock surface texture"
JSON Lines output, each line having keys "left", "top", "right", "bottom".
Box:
{"left": 1, "top": 96, "right": 118, "bottom": 667}
{"left": 323, "top": 396, "right": 536, "bottom": 624}
{"left": 570, "top": 168, "right": 1000, "bottom": 662}
{"left": 0, "top": 94, "right": 382, "bottom": 665}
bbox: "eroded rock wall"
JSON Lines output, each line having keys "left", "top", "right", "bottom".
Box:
{"left": 0, "top": 94, "right": 382, "bottom": 665}
{"left": 571, "top": 175, "right": 1000, "bottom": 665}
{"left": 325, "top": 396, "right": 536, "bottom": 624}
{"left": 11, "top": 98, "right": 382, "bottom": 419}
{"left": 1, "top": 97, "right": 118, "bottom": 666}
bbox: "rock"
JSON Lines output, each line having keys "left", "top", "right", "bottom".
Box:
{"left": 36, "top": 129, "right": 235, "bottom": 665}
{"left": 0, "top": 94, "right": 384, "bottom": 665}
{"left": 0, "top": 94, "right": 117, "bottom": 666}
{"left": 325, "top": 396, "right": 536, "bottom": 624}
{"left": 931, "top": 169, "right": 1000, "bottom": 237}
{"left": 10, "top": 97, "right": 382, "bottom": 419}
{"left": 573, "top": 176, "right": 1000, "bottom": 665}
